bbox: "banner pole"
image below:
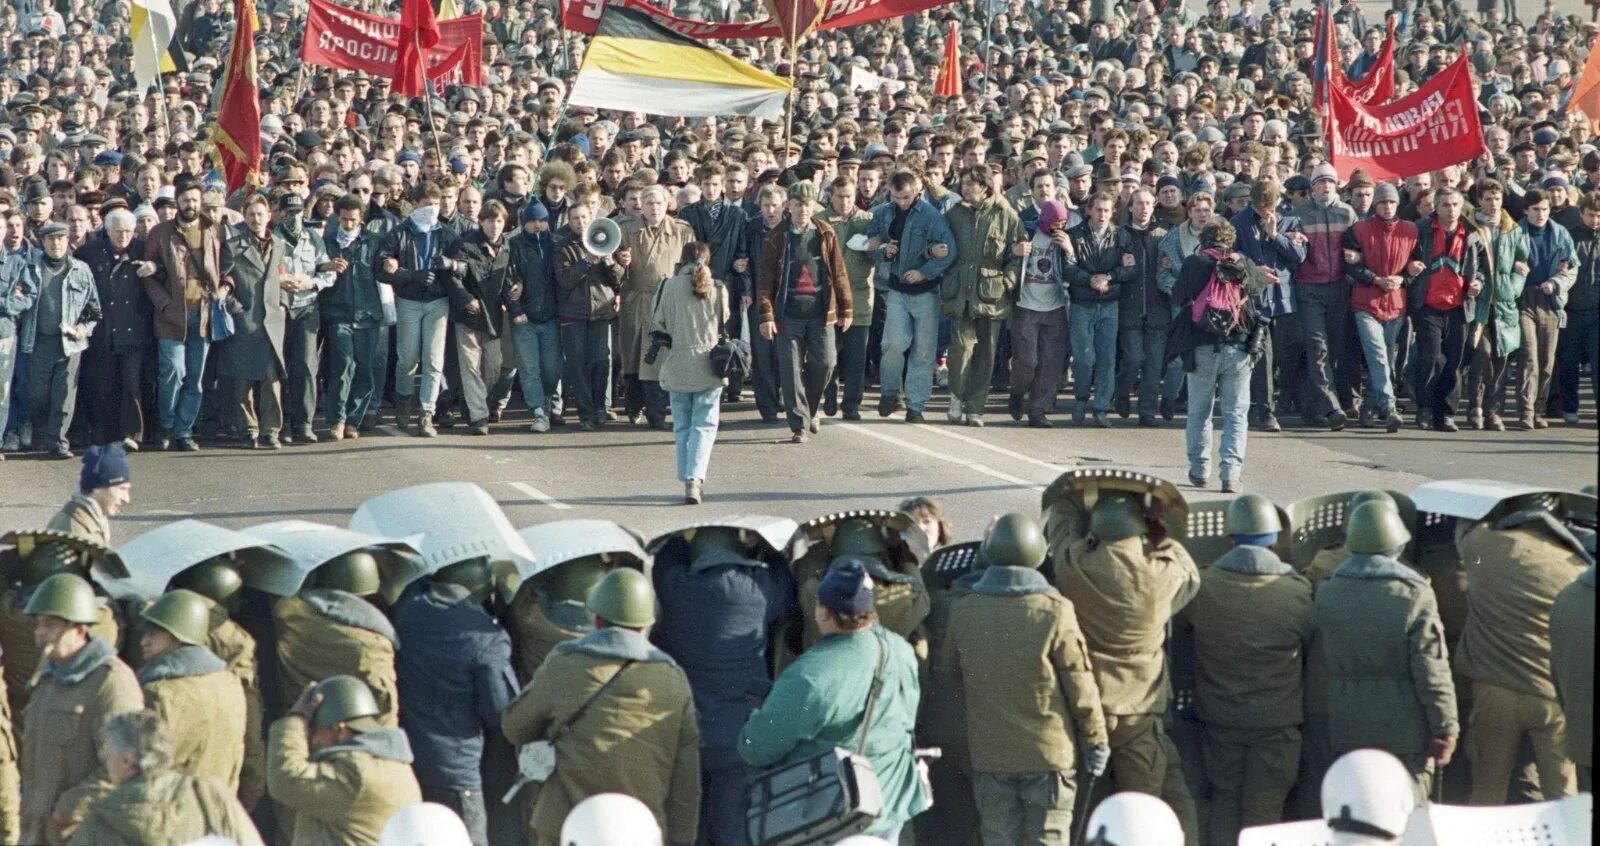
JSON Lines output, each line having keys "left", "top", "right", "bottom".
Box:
{"left": 418, "top": 29, "right": 446, "bottom": 164}
{"left": 783, "top": 0, "right": 800, "bottom": 157}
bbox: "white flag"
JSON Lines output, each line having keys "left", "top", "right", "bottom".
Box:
{"left": 130, "top": 0, "right": 177, "bottom": 94}
{"left": 850, "top": 66, "right": 905, "bottom": 96}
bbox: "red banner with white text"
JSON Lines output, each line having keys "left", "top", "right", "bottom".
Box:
{"left": 1328, "top": 53, "right": 1486, "bottom": 182}
{"left": 562, "top": 0, "right": 951, "bottom": 40}
{"left": 301, "top": 0, "right": 483, "bottom": 87}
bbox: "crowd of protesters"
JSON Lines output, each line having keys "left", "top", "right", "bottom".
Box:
{"left": 0, "top": 0, "right": 1594, "bottom": 496}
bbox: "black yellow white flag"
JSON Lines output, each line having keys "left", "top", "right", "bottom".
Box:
{"left": 568, "top": 5, "right": 790, "bottom": 120}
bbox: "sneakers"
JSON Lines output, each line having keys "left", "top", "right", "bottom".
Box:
{"left": 418, "top": 413, "right": 437, "bottom": 438}
{"left": 47, "top": 447, "right": 74, "bottom": 461}
{"left": 964, "top": 413, "right": 984, "bottom": 427}
{"left": 790, "top": 430, "right": 809, "bottom": 444}
{"left": 905, "top": 409, "right": 926, "bottom": 424}
{"left": 175, "top": 437, "right": 200, "bottom": 451}
{"left": 295, "top": 427, "right": 317, "bottom": 444}
{"left": 1008, "top": 393, "right": 1025, "bottom": 421}
{"left": 1221, "top": 478, "right": 1242, "bottom": 493}
{"left": 1359, "top": 407, "right": 1378, "bottom": 429}
{"left": 808, "top": 416, "right": 820, "bottom": 434}
{"left": 1534, "top": 417, "right": 1550, "bottom": 430}
{"left": 1384, "top": 411, "right": 1402, "bottom": 433}
{"left": 1326, "top": 410, "right": 1348, "bottom": 431}
{"left": 1485, "top": 414, "right": 1505, "bottom": 431}
{"left": 946, "top": 397, "right": 964, "bottom": 423}
{"left": 1466, "top": 409, "right": 1483, "bottom": 430}
{"left": 345, "top": 425, "right": 360, "bottom": 440}
{"left": 685, "top": 479, "right": 703, "bottom": 505}
{"left": 469, "top": 419, "right": 490, "bottom": 436}
{"left": 1027, "top": 413, "right": 1052, "bottom": 428}
{"left": 1092, "top": 411, "right": 1111, "bottom": 428}
{"left": 529, "top": 414, "right": 550, "bottom": 434}
{"left": 329, "top": 423, "right": 346, "bottom": 441}
{"left": 1253, "top": 415, "right": 1282, "bottom": 433}
{"left": 121, "top": 437, "right": 140, "bottom": 452}
{"left": 259, "top": 434, "right": 282, "bottom": 450}
{"left": 1433, "top": 417, "right": 1459, "bottom": 433}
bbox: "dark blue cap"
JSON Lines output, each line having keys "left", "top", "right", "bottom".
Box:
{"left": 818, "top": 557, "right": 875, "bottom": 615}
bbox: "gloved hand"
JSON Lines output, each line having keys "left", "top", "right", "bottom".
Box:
{"left": 1084, "top": 744, "right": 1110, "bottom": 778}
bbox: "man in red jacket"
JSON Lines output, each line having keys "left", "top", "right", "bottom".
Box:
{"left": 1342, "top": 183, "right": 1417, "bottom": 433}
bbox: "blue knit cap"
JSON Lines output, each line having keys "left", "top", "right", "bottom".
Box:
{"left": 818, "top": 557, "right": 875, "bottom": 615}
{"left": 80, "top": 444, "right": 131, "bottom": 493}
{"left": 521, "top": 201, "right": 550, "bottom": 224}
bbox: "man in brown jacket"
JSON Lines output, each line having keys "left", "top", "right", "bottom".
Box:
{"left": 502, "top": 568, "right": 701, "bottom": 846}
{"left": 1176, "top": 495, "right": 1312, "bottom": 844}
{"left": 137, "top": 590, "right": 247, "bottom": 792}
{"left": 755, "top": 181, "right": 852, "bottom": 444}
{"left": 274, "top": 552, "right": 399, "bottom": 727}
{"left": 1453, "top": 509, "right": 1589, "bottom": 803}
{"left": 20, "top": 573, "right": 144, "bottom": 845}
{"left": 1052, "top": 492, "right": 1200, "bottom": 843}
{"left": 143, "top": 173, "right": 230, "bottom": 451}
{"left": 942, "top": 513, "right": 1109, "bottom": 844}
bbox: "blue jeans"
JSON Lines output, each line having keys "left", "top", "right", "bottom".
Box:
{"left": 670, "top": 387, "right": 721, "bottom": 482}
{"left": 156, "top": 307, "right": 209, "bottom": 438}
{"left": 1353, "top": 311, "right": 1403, "bottom": 412}
{"left": 394, "top": 296, "right": 450, "bottom": 412}
{"left": 879, "top": 289, "right": 940, "bottom": 412}
{"left": 1069, "top": 301, "right": 1119, "bottom": 411}
{"left": 325, "top": 322, "right": 381, "bottom": 426}
{"left": 1185, "top": 345, "right": 1252, "bottom": 483}
{"left": 511, "top": 320, "right": 562, "bottom": 418}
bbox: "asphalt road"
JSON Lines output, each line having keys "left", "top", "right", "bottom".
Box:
{"left": 3, "top": 390, "right": 1594, "bottom": 544}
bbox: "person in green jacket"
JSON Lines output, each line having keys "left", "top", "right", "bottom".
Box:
{"left": 940, "top": 165, "right": 1027, "bottom": 426}
{"left": 740, "top": 558, "right": 928, "bottom": 842}
{"left": 1465, "top": 180, "right": 1530, "bottom": 431}
{"left": 819, "top": 177, "right": 876, "bottom": 421}
{"left": 68, "top": 710, "right": 263, "bottom": 846}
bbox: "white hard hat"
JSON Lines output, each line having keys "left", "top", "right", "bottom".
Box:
{"left": 560, "top": 793, "right": 662, "bottom": 846}
{"left": 1321, "top": 749, "right": 1418, "bottom": 843}
{"left": 378, "top": 802, "right": 472, "bottom": 846}
{"left": 1083, "top": 792, "right": 1184, "bottom": 846}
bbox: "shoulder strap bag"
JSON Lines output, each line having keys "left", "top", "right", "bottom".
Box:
{"left": 745, "top": 633, "right": 889, "bottom": 846}
{"left": 501, "top": 660, "right": 636, "bottom": 804}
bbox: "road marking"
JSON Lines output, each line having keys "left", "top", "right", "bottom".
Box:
{"left": 908, "top": 422, "right": 1071, "bottom": 473}
{"left": 836, "top": 423, "right": 1048, "bottom": 492}
{"left": 507, "top": 481, "right": 573, "bottom": 510}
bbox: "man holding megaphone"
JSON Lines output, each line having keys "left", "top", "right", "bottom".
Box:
{"left": 554, "top": 201, "right": 626, "bottom": 431}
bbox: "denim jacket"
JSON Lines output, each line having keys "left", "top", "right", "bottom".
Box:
{"left": 20, "top": 256, "right": 99, "bottom": 355}
{"left": 865, "top": 198, "right": 958, "bottom": 292}
{"left": 0, "top": 252, "right": 40, "bottom": 340}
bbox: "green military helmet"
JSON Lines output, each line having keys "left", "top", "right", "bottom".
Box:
{"left": 171, "top": 561, "right": 245, "bottom": 613}
{"left": 982, "top": 512, "right": 1047, "bottom": 569}
{"left": 17, "top": 540, "right": 83, "bottom": 588}
{"left": 1225, "top": 494, "right": 1284, "bottom": 536}
{"left": 586, "top": 567, "right": 656, "bottom": 628}
{"left": 1346, "top": 501, "right": 1412, "bottom": 555}
{"left": 540, "top": 555, "right": 607, "bottom": 603}
{"left": 140, "top": 589, "right": 214, "bottom": 646}
{"left": 1346, "top": 489, "right": 1396, "bottom": 514}
{"left": 1090, "top": 493, "right": 1148, "bottom": 544}
{"left": 689, "top": 526, "right": 746, "bottom": 563}
{"left": 831, "top": 518, "right": 888, "bottom": 558}
{"left": 310, "top": 674, "right": 383, "bottom": 731}
{"left": 23, "top": 573, "right": 100, "bottom": 625}
{"left": 1582, "top": 484, "right": 1596, "bottom": 496}
{"left": 313, "top": 550, "right": 382, "bottom": 597}
{"left": 434, "top": 557, "right": 494, "bottom": 603}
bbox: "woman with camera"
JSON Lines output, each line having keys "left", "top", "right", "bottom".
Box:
{"left": 651, "top": 242, "right": 730, "bottom": 504}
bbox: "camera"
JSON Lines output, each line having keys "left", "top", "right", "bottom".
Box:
{"left": 644, "top": 331, "right": 673, "bottom": 365}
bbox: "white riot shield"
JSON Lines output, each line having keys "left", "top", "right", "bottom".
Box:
{"left": 515, "top": 519, "right": 651, "bottom": 586}
{"left": 645, "top": 515, "right": 798, "bottom": 559}
{"left": 1405, "top": 795, "right": 1592, "bottom": 846}
{"left": 243, "top": 520, "right": 424, "bottom": 603}
{"left": 349, "top": 482, "right": 536, "bottom": 578}
{"left": 94, "top": 520, "right": 297, "bottom": 601}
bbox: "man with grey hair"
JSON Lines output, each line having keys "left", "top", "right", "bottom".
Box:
{"left": 76, "top": 208, "right": 155, "bottom": 449}
{"left": 67, "top": 710, "right": 263, "bottom": 846}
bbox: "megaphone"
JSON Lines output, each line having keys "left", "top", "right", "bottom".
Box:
{"left": 583, "top": 218, "right": 622, "bottom": 257}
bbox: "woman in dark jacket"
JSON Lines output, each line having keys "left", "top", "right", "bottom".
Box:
{"left": 554, "top": 201, "right": 624, "bottom": 430}
{"left": 445, "top": 200, "right": 512, "bottom": 434}
{"left": 1169, "top": 219, "right": 1268, "bottom": 494}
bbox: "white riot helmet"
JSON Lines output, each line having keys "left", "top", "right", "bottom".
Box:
{"left": 378, "top": 802, "right": 473, "bottom": 846}
{"left": 561, "top": 793, "right": 663, "bottom": 846}
{"left": 1083, "top": 792, "right": 1184, "bottom": 846}
{"left": 1321, "top": 749, "right": 1418, "bottom": 844}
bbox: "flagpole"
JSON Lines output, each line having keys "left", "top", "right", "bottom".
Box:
{"left": 142, "top": 13, "right": 173, "bottom": 136}
{"left": 783, "top": 0, "right": 799, "bottom": 157}
{"left": 416, "top": 27, "right": 446, "bottom": 165}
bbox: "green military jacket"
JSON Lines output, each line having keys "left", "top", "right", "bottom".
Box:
{"left": 267, "top": 717, "right": 420, "bottom": 846}
{"left": 210, "top": 617, "right": 265, "bottom": 805}
{"left": 940, "top": 195, "right": 1025, "bottom": 321}
{"left": 1548, "top": 568, "right": 1594, "bottom": 768}
{"left": 0, "top": 655, "right": 16, "bottom": 846}
{"left": 1055, "top": 535, "right": 1200, "bottom": 716}
{"left": 1178, "top": 545, "right": 1313, "bottom": 730}
{"left": 139, "top": 645, "right": 247, "bottom": 791}
{"left": 508, "top": 587, "right": 591, "bottom": 684}
{"left": 20, "top": 637, "right": 143, "bottom": 845}
{"left": 1313, "top": 554, "right": 1459, "bottom": 757}
{"left": 1, "top": 587, "right": 121, "bottom": 720}
{"left": 66, "top": 768, "right": 264, "bottom": 846}
{"left": 46, "top": 494, "right": 110, "bottom": 547}
{"left": 274, "top": 590, "right": 399, "bottom": 726}
{"left": 818, "top": 207, "right": 876, "bottom": 324}
{"left": 942, "top": 567, "right": 1108, "bottom": 773}
{"left": 502, "top": 627, "right": 701, "bottom": 846}
{"left": 1454, "top": 517, "right": 1590, "bottom": 699}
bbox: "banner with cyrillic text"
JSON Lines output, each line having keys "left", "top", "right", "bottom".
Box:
{"left": 1328, "top": 53, "right": 1486, "bottom": 182}
{"left": 301, "top": 0, "right": 483, "bottom": 87}
{"left": 562, "top": 0, "right": 951, "bottom": 40}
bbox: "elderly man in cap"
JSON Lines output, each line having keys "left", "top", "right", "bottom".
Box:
{"left": 22, "top": 220, "right": 99, "bottom": 459}
{"left": 740, "top": 558, "right": 928, "bottom": 843}
{"left": 47, "top": 442, "right": 132, "bottom": 546}
{"left": 756, "top": 181, "right": 852, "bottom": 443}
{"left": 274, "top": 190, "right": 335, "bottom": 444}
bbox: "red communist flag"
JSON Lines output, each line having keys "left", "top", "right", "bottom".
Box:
{"left": 763, "top": 0, "right": 826, "bottom": 48}
{"left": 393, "top": 0, "right": 441, "bottom": 97}
{"left": 1327, "top": 53, "right": 1486, "bottom": 182}
{"left": 934, "top": 21, "right": 961, "bottom": 98}
{"left": 213, "top": 0, "right": 260, "bottom": 195}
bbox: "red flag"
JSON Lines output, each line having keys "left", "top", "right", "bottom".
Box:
{"left": 1327, "top": 53, "right": 1486, "bottom": 182}
{"left": 394, "top": 0, "right": 441, "bottom": 97}
{"left": 212, "top": 0, "right": 260, "bottom": 195}
{"left": 1343, "top": 16, "right": 1396, "bottom": 106}
{"left": 934, "top": 21, "right": 961, "bottom": 98}
{"left": 1572, "top": 33, "right": 1600, "bottom": 126}
{"left": 763, "top": 0, "right": 825, "bottom": 48}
